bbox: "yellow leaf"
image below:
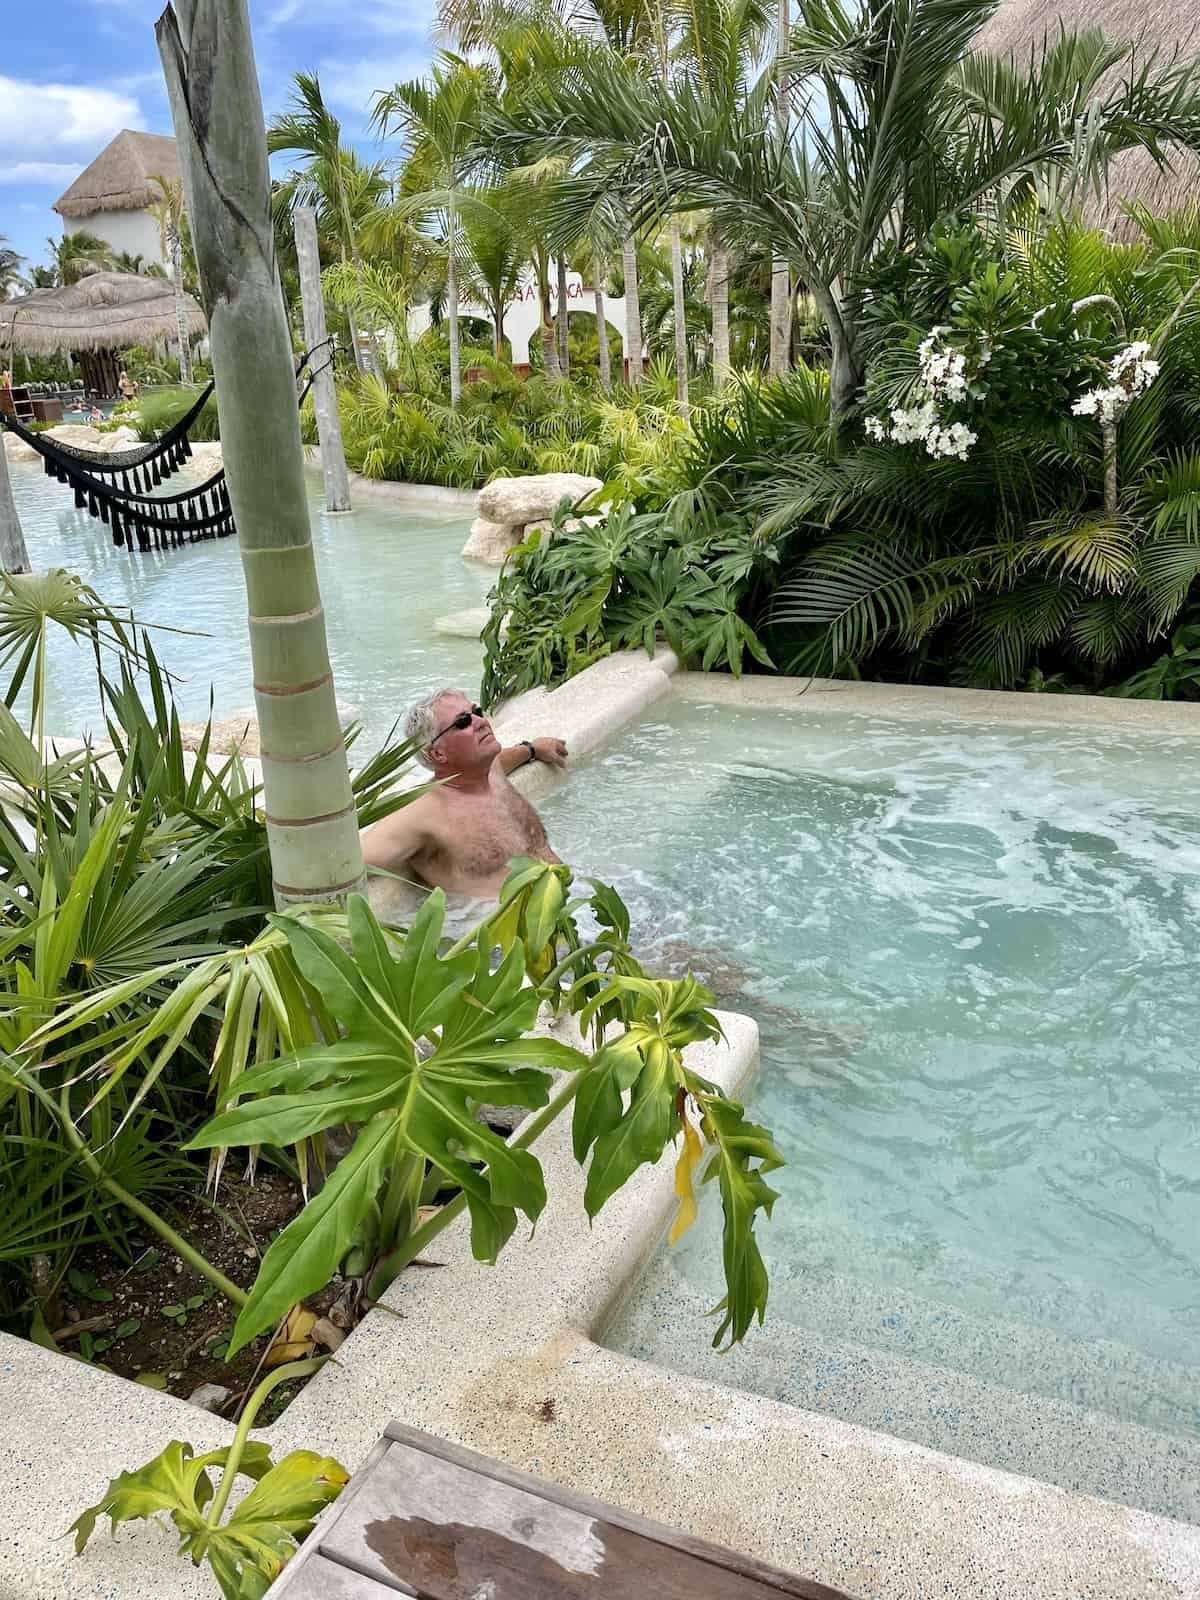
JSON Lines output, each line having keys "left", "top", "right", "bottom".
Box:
{"left": 668, "top": 1117, "right": 704, "bottom": 1246}
{"left": 265, "top": 1304, "right": 317, "bottom": 1368}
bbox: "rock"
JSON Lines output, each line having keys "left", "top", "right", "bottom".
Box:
{"left": 433, "top": 606, "right": 491, "bottom": 638}
{"left": 3, "top": 431, "right": 38, "bottom": 463}
{"left": 477, "top": 472, "right": 602, "bottom": 527}
{"left": 94, "top": 425, "right": 140, "bottom": 451}
{"left": 186, "top": 1383, "right": 232, "bottom": 1414}
{"left": 461, "top": 517, "right": 521, "bottom": 565}
{"left": 45, "top": 424, "right": 102, "bottom": 448}
{"left": 180, "top": 696, "right": 359, "bottom": 758}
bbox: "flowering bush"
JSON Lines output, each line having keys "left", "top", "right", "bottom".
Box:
{"left": 864, "top": 327, "right": 982, "bottom": 459}
{"left": 1071, "top": 341, "right": 1160, "bottom": 423}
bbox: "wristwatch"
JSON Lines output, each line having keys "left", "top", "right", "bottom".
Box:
{"left": 521, "top": 740, "right": 538, "bottom": 765}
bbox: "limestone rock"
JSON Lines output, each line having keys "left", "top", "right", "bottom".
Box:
{"left": 45, "top": 424, "right": 102, "bottom": 448}
{"left": 477, "top": 471, "right": 602, "bottom": 527}
{"left": 3, "top": 431, "right": 38, "bottom": 463}
{"left": 433, "top": 606, "right": 491, "bottom": 638}
{"left": 180, "top": 697, "right": 358, "bottom": 758}
{"left": 461, "top": 516, "right": 520, "bottom": 565}
{"left": 94, "top": 425, "right": 140, "bottom": 451}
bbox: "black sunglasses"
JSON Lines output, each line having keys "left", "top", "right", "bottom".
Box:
{"left": 428, "top": 704, "right": 486, "bottom": 746}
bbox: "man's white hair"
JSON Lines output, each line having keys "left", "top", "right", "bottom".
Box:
{"left": 405, "top": 687, "right": 467, "bottom": 770}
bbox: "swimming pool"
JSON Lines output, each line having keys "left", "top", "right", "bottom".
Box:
{"left": 6, "top": 459, "right": 488, "bottom": 750}
{"left": 540, "top": 697, "right": 1200, "bottom": 1521}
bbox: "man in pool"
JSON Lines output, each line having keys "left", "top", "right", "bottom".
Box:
{"left": 360, "top": 688, "right": 567, "bottom": 906}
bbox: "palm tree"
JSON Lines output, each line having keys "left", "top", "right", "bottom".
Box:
{"left": 23, "top": 265, "right": 57, "bottom": 290}
{"left": 46, "top": 230, "right": 116, "bottom": 286}
{"left": 373, "top": 57, "right": 498, "bottom": 407}
{"left": 111, "top": 250, "right": 147, "bottom": 275}
{"left": 149, "top": 175, "right": 193, "bottom": 382}
{"left": 486, "top": 0, "right": 1200, "bottom": 420}
{"left": 460, "top": 201, "right": 525, "bottom": 359}
{"left": 268, "top": 73, "right": 384, "bottom": 380}
{"left": 0, "top": 238, "right": 24, "bottom": 300}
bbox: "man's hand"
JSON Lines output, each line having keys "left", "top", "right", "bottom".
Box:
{"left": 532, "top": 736, "right": 568, "bottom": 769}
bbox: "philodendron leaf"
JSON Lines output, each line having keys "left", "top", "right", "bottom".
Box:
{"left": 698, "top": 1095, "right": 785, "bottom": 1350}
{"left": 582, "top": 1035, "right": 678, "bottom": 1219}
{"left": 227, "top": 1117, "right": 398, "bottom": 1356}
{"left": 70, "top": 1439, "right": 273, "bottom": 1555}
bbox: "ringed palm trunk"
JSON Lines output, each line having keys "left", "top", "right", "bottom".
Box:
{"left": 621, "top": 231, "right": 642, "bottom": 388}
{"left": 669, "top": 218, "right": 689, "bottom": 419}
{"left": 341, "top": 243, "right": 367, "bottom": 375}
{"left": 536, "top": 254, "right": 560, "bottom": 379}
{"left": 593, "top": 252, "right": 612, "bottom": 393}
{"left": 556, "top": 255, "right": 570, "bottom": 378}
{"left": 158, "top": 0, "right": 365, "bottom": 909}
{"left": 170, "top": 234, "right": 193, "bottom": 384}
{"left": 710, "top": 229, "right": 731, "bottom": 387}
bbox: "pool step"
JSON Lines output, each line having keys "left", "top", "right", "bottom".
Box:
{"left": 606, "top": 1259, "right": 1200, "bottom": 1524}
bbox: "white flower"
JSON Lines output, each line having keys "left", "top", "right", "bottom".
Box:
{"left": 864, "top": 415, "right": 888, "bottom": 441}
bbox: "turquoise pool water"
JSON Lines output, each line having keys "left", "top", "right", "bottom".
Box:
{"left": 6, "top": 460, "right": 488, "bottom": 750}
{"left": 540, "top": 699, "right": 1200, "bottom": 1520}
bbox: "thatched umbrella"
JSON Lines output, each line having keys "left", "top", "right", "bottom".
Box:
{"left": 0, "top": 272, "right": 206, "bottom": 396}
{"left": 974, "top": 2, "right": 1200, "bottom": 233}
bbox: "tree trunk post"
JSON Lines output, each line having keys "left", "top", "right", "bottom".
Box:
{"left": 294, "top": 205, "right": 351, "bottom": 513}
{"left": 669, "top": 218, "right": 689, "bottom": 418}
{"left": 447, "top": 243, "right": 462, "bottom": 408}
{"left": 593, "top": 252, "right": 612, "bottom": 393}
{"left": 537, "top": 255, "right": 560, "bottom": 378}
{"left": 711, "top": 230, "right": 731, "bottom": 387}
{"left": 0, "top": 439, "right": 32, "bottom": 574}
{"left": 157, "top": 0, "right": 365, "bottom": 910}
{"left": 621, "top": 231, "right": 642, "bottom": 387}
{"left": 556, "top": 255, "right": 570, "bottom": 378}
{"left": 769, "top": 0, "right": 792, "bottom": 379}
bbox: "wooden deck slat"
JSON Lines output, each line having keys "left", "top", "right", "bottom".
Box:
{"left": 268, "top": 1422, "right": 858, "bottom": 1600}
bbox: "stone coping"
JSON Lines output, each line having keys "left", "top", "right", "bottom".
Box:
{"left": 673, "top": 670, "right": 1200, "bottom": 734}
{"left": 303, "top": 449, "right": 476, "bottom": 513}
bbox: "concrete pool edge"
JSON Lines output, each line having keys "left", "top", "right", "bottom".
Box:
{"left": 303, "top": 448, "right": 477, "bottom": 513}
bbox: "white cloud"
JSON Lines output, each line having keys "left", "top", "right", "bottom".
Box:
{"left": 0, "top": 78, "right": 142, "bottom": 160}
{"left": 320, "top": 52, "right": 430, "bottom": 112}
{"left": 0, "top": 162, "right": 82, "bottom": 186}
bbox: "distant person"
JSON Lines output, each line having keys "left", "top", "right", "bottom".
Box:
{"left": 1, "top": 369, "right": 12, "bottom": 391}
{"left": 117, "top": 370, "right": 138, "bottom": 401}
{"left": 87, "top": 405, "right": 104, "bottom": 424}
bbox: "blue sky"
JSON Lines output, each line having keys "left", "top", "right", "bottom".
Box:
{"left": 1, "top": 0, "right": 440, "bottom": 274}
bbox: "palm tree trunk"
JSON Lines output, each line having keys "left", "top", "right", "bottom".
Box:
{"left": 556, "top": 255, "right": 570, "bottom": 378}
{"left": 621, "top": 231, "right": 642, "bottom": 388}
{"left": 171, "top": 237, "right": 194, "bottom": 384}
{"left": 158, "top": 0, "right": 365, "bottom": 910}
{"left": 294, "top": 204, "right": 350, "bottom": 513}
{"left": 340, "top": 243, "right": 366, "bottom": 375}
{"left": 593, "top": 251, "right": 612, "bottom": 394}
{"left": 493, "top": 296, "right": 504, "bottom": 361}
{"left": 0, "top": 437, "right": 31, "bottom": 574}
{"left": 710, "top": 229, "right": 731, "bottom": 387}
{"left": 447, "top": 242, "right": 462, "bottom": 408}
{"left": 769, "top": 0, "right": 792, "bottom": 379}
{"left": 537, "top": 254, "right": 560, "bottom": 379}
{"left": 669, "top": 218, "right": 689, "bottom": 419}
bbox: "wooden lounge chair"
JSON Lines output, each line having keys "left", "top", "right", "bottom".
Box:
{"left": 269, "top": 1421, "right": 857, "bottom": 1599}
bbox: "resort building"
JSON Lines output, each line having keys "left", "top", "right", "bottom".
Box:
{"left": 52, "top": 130, "right": 180, "bottom": 269}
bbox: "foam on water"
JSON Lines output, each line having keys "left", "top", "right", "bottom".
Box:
{"left": 7, "top": 460, "right": 489, "bottom": 750}
{"left": 540, "top": 699, "right": 1200, "bottom": 1519}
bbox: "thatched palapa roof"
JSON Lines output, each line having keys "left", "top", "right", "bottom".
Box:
{"left": 974, "top": 1, "right": 1200, "bottom": 231}
{"left": 54, "top": 130, "right": 180, "bottom": 220}
{"left": 0, "top": 273, "right": 206, "bottom": 356}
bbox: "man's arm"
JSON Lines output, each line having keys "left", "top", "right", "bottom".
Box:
{"left": 498, "top": 737, "right": 568, "bottom": 775}
{"left": 360, "top": 797, "right": 434, "bottom": 871}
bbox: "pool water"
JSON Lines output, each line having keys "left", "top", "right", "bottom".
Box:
{"left": 7, "top": 460, "right": 488, "bottom": 750}
{"left": 540, "top": 699, "right": 1200, "bottom": 1521}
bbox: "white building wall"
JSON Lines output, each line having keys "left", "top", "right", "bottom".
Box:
{"left": 409, "top": 268, "right": 635, "bottom": 372}
{"left": 63, "top": 208, "right": 168, "bottom": 270}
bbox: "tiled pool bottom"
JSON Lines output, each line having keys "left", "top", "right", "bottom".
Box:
{"left": 539, "top": 698, "right": 1200, "bottom": 1523}
{"left": 7, "top": 459, "right": 487, "bottom": 751}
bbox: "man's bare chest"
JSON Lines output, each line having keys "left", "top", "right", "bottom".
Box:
{"left": 422, "top": 784, "right": 547, "bottom": 875}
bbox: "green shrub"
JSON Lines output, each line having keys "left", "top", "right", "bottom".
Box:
{"left": 132, "top": 385, "right": 221, "bottom": 443}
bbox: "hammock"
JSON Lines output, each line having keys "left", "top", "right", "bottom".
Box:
{"left": 0, "top": 341, "right": 333, "bottom": 555}
{"left": 3, "top": 380, "right": 214, "bottom": 492}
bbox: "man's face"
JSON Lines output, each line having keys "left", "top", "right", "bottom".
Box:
{"left": 429, "top": 692, "right": 500, "bottom": 769}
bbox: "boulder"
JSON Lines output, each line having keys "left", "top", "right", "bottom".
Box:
{"left": 45, "top": 424, "right": 102, "bottom": 448}
{"left": 180, "top": 697, "right": 359, "bottom": 759}
{"left": 477, "top": 471, "right": 602, "bottom": 527}
{"left": 461, "top": 517, "right": 521, "bottom": 565}
{"left": 3, "top": 431, "right": 38, "bottom": 464}
{"left": 94, "top": 425, "right": 140, "bottom": 451}
{"left": 433, "top": 606, "right": 491, "bottom": 639}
